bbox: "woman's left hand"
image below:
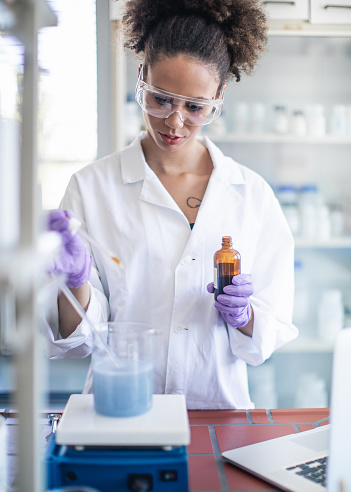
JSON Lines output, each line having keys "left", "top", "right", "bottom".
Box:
{"left": 207, "top": 273, "right": 254, "bottom": 328}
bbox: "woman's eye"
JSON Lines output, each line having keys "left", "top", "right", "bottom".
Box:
{"left": 154, "top": 95, "right": 171, "bottom": 106}
{"left": 187, "top": 103, "right": 204, "bottom": 112}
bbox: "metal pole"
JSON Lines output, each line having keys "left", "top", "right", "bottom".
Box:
{"left": 15, "top": 1, "right": 42, "bottom": 490}
{"left": 111, "top": 19, "right": 126, "bottom": 151}
{"left": 96, "top": 0, "right": 114, "bottom": 158}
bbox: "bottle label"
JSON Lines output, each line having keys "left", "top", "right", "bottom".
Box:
{"left": 214, "top": 267, "right": 218, "bottom": 289}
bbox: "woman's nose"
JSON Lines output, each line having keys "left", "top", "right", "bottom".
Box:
{"left": 165, "top": 110, "right": 185, "bottom": 129}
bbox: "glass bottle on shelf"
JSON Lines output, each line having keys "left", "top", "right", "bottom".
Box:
{"left": 291, "top": 110, "right": 307, "bottom": 137}
{"left": 329, "top": 204, "right": 344, "bottom": 237}
{"left": 299, "top": 184, "right": 320, "bottom": 239}
{"left": 272, "top": 105, "right": 289, "bottom": 134}
{"left": 316, "top": 203, "right": 331, "bottom": 241}
{"left": 251, "top": 103, "right": 266, "bottom": 134}
{"left": 330, "top": 105, "right": 348, "bottom": 137}
{"left": 233, "top": 102, "right": 249, "bottom": 134}
{"left": 307, "top": 104, "right": 326, "bottom": 137}
{"left": 276, "top": 184, "right": 300, "bottom": 236}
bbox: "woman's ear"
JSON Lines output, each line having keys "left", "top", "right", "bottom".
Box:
{"left": 217, "top": 82, "right": 226, "bottom": 99}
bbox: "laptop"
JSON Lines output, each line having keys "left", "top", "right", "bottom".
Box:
{"left": 222, "top": 327, "right": 351, "bottom": 492}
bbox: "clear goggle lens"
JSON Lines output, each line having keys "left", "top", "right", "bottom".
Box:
{"left": 135, "top": 67, "right": 224, "bottom": 126}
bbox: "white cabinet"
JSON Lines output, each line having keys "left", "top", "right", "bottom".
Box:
{"left": 310, "top": 0, "right": 351, "bottom": 24}
{"left": 262, "top": 0, "right": 309, "bottom": 20}
{"left": 260, "top": 0, "right": 351, "bottom": 28}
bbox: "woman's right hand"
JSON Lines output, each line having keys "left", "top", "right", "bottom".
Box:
{"left": 47, "top": 210, "right": 92, "bottom": 289}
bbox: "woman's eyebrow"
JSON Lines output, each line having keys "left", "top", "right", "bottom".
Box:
{"left": 149, "top": 85, "right": 213, "bottom": 101}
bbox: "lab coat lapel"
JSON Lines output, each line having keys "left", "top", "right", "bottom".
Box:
{"left": 139, "top": 171, "right": 180, "bottom": 211}
{"left": 120, "top": 135, "right": 180, "bottom": 212}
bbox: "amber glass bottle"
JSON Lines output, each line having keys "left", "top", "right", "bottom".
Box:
{"left": 214, "top": 236, "right": 241, "bottom": 300}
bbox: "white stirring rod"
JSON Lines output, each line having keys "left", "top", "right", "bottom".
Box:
{"left": 69, "top": 216, "right": 123, "bottom": 268}
{"left": 54, "top": 274, "right": 121, "bottom": 368}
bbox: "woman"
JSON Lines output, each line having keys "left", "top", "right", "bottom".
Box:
{"left": 45, "top": 0, "right": 298, "bottom": 409}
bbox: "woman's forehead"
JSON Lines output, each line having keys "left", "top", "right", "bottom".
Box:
{"left": 145, "top": 55, "right": 220, "bottom": 99}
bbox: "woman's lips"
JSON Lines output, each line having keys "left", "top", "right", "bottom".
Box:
{"left": 160, "top": 133, "right": 183, "bottom": 145}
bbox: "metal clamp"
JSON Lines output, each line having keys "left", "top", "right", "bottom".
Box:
{"left": 45, "top": 413, "right": 61, "bottom": 442}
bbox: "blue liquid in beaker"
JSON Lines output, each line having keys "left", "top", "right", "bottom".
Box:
{"left": 93, "top": 360, "right": 153, "bottom": 417}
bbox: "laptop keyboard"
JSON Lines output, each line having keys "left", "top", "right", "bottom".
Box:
{"left": 286, "top": 457, "right": 327, "bottom": 487}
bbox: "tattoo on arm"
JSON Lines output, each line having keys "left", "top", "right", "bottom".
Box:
{"left": 187, "top": 197, "right": 202, "bottom": 209}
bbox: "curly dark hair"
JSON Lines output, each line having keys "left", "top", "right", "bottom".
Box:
{"left": 122, "top": 0, "right": 268, "bottom": 84}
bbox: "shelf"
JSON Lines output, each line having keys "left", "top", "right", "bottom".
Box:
{"left": 277, "top": 338, "right": 334, "bottom": 353}
{"left": 207, "top": 133, "right": 351, "bottom": 144}
{"left": 294, "top": 236, "right": 351, "bottom": 248}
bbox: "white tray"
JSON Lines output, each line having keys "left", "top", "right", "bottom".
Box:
{"left": 55, "top": 394, "right": 190, "bottom": 447}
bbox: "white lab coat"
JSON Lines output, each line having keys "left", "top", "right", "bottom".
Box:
{"left": 44, "top": 132, "right": 298, "bottom": 409}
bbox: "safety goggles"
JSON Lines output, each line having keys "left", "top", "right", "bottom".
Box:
{"left": 135, "top": 66, "right": 224, "bottom": 127}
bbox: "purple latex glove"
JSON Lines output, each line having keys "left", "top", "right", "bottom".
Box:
{"left": 47, "top": 210, "right": 92, "bottom": 289}
{"left": 207, "top": 273, "right": 254, "bottom": 328}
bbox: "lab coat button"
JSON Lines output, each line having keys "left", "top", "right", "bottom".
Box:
{"left": 173, "top": 324, "right": 183, "bottom": 334}
{"left": 182, "top": 256, "right": 192, "bottom": 265}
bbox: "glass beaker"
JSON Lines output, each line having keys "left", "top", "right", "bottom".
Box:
{"left": 92, "top": 321, "right": 154, "bottom": 417}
